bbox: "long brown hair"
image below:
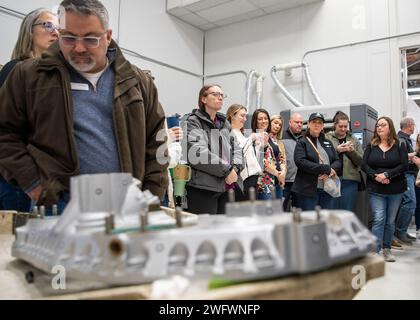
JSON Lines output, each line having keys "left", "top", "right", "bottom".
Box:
{"left": 198, "top": 84, "right": 221, "bottom": 111}
{"left": 371, "top": 116, "right": 399, "bottom": 147}
{"left": 226, "top": 104, "right": 247, "bottom": 133}
{"left": 251, "top": 108, "right": 271, "bottom": 133}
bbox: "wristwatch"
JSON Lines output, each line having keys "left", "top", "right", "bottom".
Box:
{"left": 383, "top": 172, "right": 389, "bottom": 179}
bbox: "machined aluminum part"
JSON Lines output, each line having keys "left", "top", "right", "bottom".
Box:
{"left": 12, "top": 173, "right": 376, "bottom": 285}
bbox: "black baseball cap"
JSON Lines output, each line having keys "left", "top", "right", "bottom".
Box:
{"left": 308, "top": 112, "right": 325, "bottom": 123}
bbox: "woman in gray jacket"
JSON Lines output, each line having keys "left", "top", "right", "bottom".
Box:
{"left": 184, "top": 85, "right": 243, "bottom": 214}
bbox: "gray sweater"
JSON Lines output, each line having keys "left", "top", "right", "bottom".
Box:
{"left": 69, "top": 54, "right": 120, "bottom": 174}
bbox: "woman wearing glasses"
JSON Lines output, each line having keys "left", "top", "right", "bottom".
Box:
{"left": 226, "top": 104, "right": 263, "bottom": 200}
{"left": 362, "top": 117, "right": 408, "bottom": 262}
{"left": 184, "top": 85, "right": 243, "bottom": 214}
{"left": 0, "top": 8, "right": 58, "bottom": 86}
{"left": 0, "top": 8, "right": 58, "bottom": 213}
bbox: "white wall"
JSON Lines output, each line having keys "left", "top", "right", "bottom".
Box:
{"left": 0, "top": 0, "right": 204, "bottom": 116}
{"left": 204, "top": 0, "right": 420, "bottom": 130}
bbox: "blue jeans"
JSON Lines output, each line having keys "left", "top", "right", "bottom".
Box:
{"left": 395, "top": 174, "right": 416, "bottom": 237}
{"left": 295, "top": 188, "right": 334, "bottom": 211}
{"left": 415, "top": 185, "right": 420, "bottom": 231}
{"left": 333, "top": 179, "right": 358, "bottom": 211}
{"left": 161, "top": 191, "right": 169, "bottom": 207}
{"left": 257, "top": 192, "right": 273, "bottom": 201}
{"left": 0, "top": 177, "right": 33, "bottom": 212}
{"left": 369, "top": 192, "right": 403, "bottom": 252}
{"left": 275, "top": 185, "right": 283, "bottom": 200}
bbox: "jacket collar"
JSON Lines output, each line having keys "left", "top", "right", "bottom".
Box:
{"left": 328, "top": 131, "right": 350, "bottom": 140}
{"left": 398, "top": 130, "right": 411, "bottom": 139}
{"left": 193, "top": 108, "right": 227, "bottom": 126}
{"left": 286, "top": 128, "right": 303, "bottom": 141}
{"left": 38, "top": 40, "right": 139, "bottom": 97}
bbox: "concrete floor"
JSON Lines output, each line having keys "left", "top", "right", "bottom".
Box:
{"left": 354, "top": 228, "right": 420, "bottom": 300}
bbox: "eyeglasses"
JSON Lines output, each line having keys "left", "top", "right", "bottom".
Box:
{"left": 32, "top": 21, "right": 58, "bottom": 33}
{"left": 59, "top": 31, "right": 107, "bottom": 48}
{"left": 206, "top": 92, "right": 227, "bottom": 99}
{"left": 376, "top": 123, "right": 387, "bottom": 128}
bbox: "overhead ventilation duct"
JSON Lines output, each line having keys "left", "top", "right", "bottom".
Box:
{"left": 271, "top": 62, "right": 323, "bottom": 108}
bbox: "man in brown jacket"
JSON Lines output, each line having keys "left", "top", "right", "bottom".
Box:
{"left": 0, "top": 0, "right": 168, "bottom": 213}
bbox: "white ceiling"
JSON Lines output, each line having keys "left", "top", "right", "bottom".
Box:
{"left": 167, "top": 0, "right": 324, "bottom": 31}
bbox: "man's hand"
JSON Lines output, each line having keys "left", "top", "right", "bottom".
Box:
{"left": 225, "top": 169, "right": 238, "bottom": 185}
{"left": 27, "top": 185, "right": 43, "bottom": 203}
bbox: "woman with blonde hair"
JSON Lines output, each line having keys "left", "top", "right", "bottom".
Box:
{"left": 0, "top": 8, "right": 59, "bottom": 213}
{"left": 362, "top": 116, "right": 408, "bottom": 261}
{"left": 270, "top": 114, "right": 287, "bottom": 199}
{"left": 227, "top": 104, "right": 262, "bottom": 200}
{"left": 0, "top": 8, "right": 59, "bottom": 86}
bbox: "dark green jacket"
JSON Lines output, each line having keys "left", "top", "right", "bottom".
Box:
{"left": 325, "top": 131, "right": 363, "bottom": 182}
{"left": 0, "top": 40, "right": 168, "bottom": 204}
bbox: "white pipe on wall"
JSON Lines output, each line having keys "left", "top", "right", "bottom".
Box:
{"left": 256, "top": 74, "right": 265, "bottom": 109}
{"left": 245, "top": 70, "right": 257, "bottom": 109}
{"left": 302, "top": 62, "right": 324, "bottom": 105}
{"left": 271, "top": 62, "right": 323, "bottom": 108}
{"left": 271, "top": 65, "right": 305, "bottom": 108}
{"left": 245, "top": 70, "right": 264, "bottom": 113}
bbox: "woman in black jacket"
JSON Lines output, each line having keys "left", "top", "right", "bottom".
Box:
{"left": 292, "top": 113, "right": 341, "bottom": 210}
{"left": 362, "top": 116, "right": 408, "bottom": 262}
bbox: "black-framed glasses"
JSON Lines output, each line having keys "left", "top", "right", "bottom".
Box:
{"left": 59, "top": 31, "right": 107, "bottom": 48}
{"left": 376, "top": 123, "right": 387, "bottom": 128}
{"left": 32, "top": 21, "right": 58, "bottom": 33}
{"left": 206, "top": 92, "right": 227, "bottom": 99}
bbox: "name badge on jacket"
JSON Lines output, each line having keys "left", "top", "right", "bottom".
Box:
{"left": 71, "top": 83, "right": 89, "bottom": 91}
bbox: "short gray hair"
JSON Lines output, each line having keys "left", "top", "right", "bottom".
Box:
{"left": 400, "top": 117, "right": 415, "bottom": 129}
{"left": 11, "top": 8, "right": 56, "bottom": 60}
{"left": 59, "top": 0, "right": 109, "bottom": 30}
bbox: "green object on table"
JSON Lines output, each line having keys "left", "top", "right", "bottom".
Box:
{"left": 208, "top": 278, "right": 245, "bottom": 290}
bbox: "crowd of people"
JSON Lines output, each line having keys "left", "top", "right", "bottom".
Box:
{"left": 0, "top": 0, "right": 419, "bottom": 264}
{"left": 174, "top": 84, "right": 420, "bottom": 263}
